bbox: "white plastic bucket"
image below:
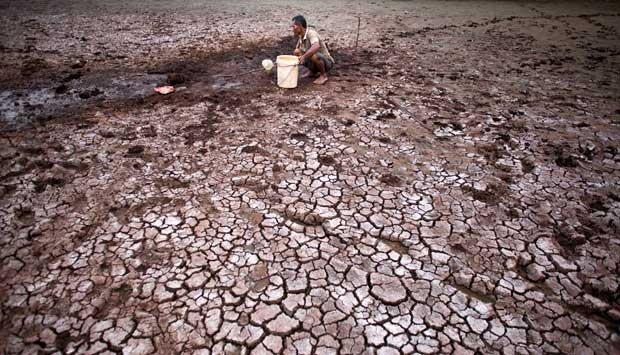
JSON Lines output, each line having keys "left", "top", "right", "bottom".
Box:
{"left": 276, "top": 55, "right": 299, "bottom": 88}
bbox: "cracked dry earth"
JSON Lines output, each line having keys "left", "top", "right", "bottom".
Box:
{"left": 1, "top": 1, "right": 620, "bottom": 354}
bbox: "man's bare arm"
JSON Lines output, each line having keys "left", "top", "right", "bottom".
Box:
{"left": 299, "top": 42, "right": 320, "bottom": 63}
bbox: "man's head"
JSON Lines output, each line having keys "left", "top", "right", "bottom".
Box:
{"left": 292, "top": 15, "right": 306, "bottom": 36}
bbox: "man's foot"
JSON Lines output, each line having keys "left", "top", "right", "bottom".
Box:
{"left": 313, "top": 75, "right": 328, "bottom": 85}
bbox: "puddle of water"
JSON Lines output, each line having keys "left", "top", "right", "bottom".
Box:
{"left": 0, "top": 73, "right": 167, "bottom": 129}
{"left": 110, "top": 73, "right": 168, "bottom": 98}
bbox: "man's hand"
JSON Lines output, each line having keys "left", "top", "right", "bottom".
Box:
{"left": 298, "top": 55, "right": 305, "bottom": 65}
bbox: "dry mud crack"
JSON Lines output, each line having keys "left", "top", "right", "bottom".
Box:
{"left": 1, "top": 1, "right": 620, "bottom": 354}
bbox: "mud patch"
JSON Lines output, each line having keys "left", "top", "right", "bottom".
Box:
{"left": 126, "top": 145, "right": 145, "bottom": 156}
{"left": 33, "top": 177, "right": 65, "bottom": 193}
{"left": 555, "top": 154, "right": 578, "bottom": 168}
{"left": 241, "top": 144, "right": 268, "bottom": 155}
{"left": 156, "top": 178, "right": 190, "bottom": 190}
{"left": 379, "top": 239, "right": 409, "bottom": 255}
{"left": 576, "top": 212, "right": 609, "bottom": 241}
{"left": 182, "top": 120, "right": 218, "bottom": 145}
{"left": 584, "top": 195, "right": 608, "bottom": 213}
{"left": 109, "top": 197, "right": 173, "bottom": 224}
{"left": 14, "top": 207, "right": 35, "bottom": 225}
{"left": 21, "top": 58, "right": 49, "bottom": 76}
{"left": 462, "top": 182, "right": 509, "bottom": 205}
{"left": 521, "top": 158, "right": 535, "bottom": 174}
{"left": 240, "top": 207, "right": 263, "bottom": 225}
{"left": 548, "top": 144, "right": 579, "bottom": 168}
{"left": 78, "top": 88, "right": 103, "bottom": 100}
{"left": 22, "top": 147, "right": 45, "bottom": 156}
{"left": 248, "top": 262, "right": 270, "bottom": 292}
{"left": 94, "top": 283, "right": 133, "bottom": 319}
{"left": 318, "top": 155, "right": 337, "bottom": 166}
{"left": 290, "top": 132, "right": 309, "bottom": 142}
{"left": 166, "top": 73, "right": 187, "bottom": 86}
{"left": 477, "top": 142, "right": 505, "bottom": 164}
{"left": 0, "top": 184, "right": 17, "bottom": 199}
{"left": 54, "top": 331, "right": 83, "bottom": 352}
{"left": 380, "top": 173, "right": 403, "bottom": 187}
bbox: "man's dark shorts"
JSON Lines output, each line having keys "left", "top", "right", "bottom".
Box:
{"left": 303, "top": 53, "right": 334, "bottom": 74}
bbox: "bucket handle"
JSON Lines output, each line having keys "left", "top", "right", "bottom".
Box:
{"left": 277, "top": 62, "right": 299, "bottom": 87}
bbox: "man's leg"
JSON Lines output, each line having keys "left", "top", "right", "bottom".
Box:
{"left": 308, "top": 53, "right": 332, "bottom": 85}
{"left": 295, "top": 49, "right": 319, "bottom": 78}
{"left": 302, "top": 57, "right": 319, "bottom": 78}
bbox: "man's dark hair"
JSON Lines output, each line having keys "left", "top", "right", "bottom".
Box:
{"left": 292, "top": 15, "right": 307, "bottom": 28}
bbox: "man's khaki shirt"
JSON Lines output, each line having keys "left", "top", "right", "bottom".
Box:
{"left": 296, "top": 27, "right": 335, "bottom": 64}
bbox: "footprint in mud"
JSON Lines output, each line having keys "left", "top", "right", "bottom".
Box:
{"left": 0, "top": 185, "right": 17, "bottom": 199}
{"left": 554, "top": 223, "right": 587, "bottom": 251}
{"left": 461, "top": 182, "right": 508, "bottom": 205}
{"left": 55, "top": 84, "right": 69, "bottom": 94}
{"left": 313, "top": 121, "right": 329, "bottom": 132}
{"left": 14, "top": 207, "right": 35, "bottom": 225}
{"left": 585, "top": 195, "right": 608, "bottom": 213}
{"left": 290, "top": 132, "right": 309, "bottom": 141}
{"left": 33, "top": 159, "right": 54, "bottom": 170}
{"left": 380, "top": 173, "right": 403, "bottom": 187}
{"left": 572, "top": 122, "right": 590, "bottom": 128}
{"left": 240, "top": 145, "right": 268, "bottom": 155}
{"left": 603, "top": 146, "right": 617, "bottom": 158}
{"left": 585, "top": 54, "right": 606, "bottom": 62}
{"left": 376, "top": 110, "right": 397, "bottom": 121}
{"left": 126, "top": 145, "right": 145, "bottom": 156}
{"left": 99, "top": 130, "right": 116, "bottom": 138}
{"left": 555, "top": 154, "right": 578, "bottom": 168}
{"left": 241, "top": 145, "right": 259, "bottom": 154}
{"left": 79, "top": 88, "right": 103, "bottom": 100}
{"left": 318, "top": 155, "right": 337, "bottom": 166}
{"left": 477, "top": 142, "right": 505, "bottom": 164}
{"left": 139, "top": 125, "right": 157, "bottom": 138}
{"left": 62, "top": 72, "right": 82, "bottom": 82}
{"left": 578, "top": 142, "right": 597, "bottom": 160}
{"left": 71, "top": 60, "right": 86, "bottom": 69}
{"left": 156, "top": 178, "right": 190, "bottom": 190}
{"left": 521, "top": 158, "right": 535, "bottom": 174}
{"left": 545, "top": 144, "right": 579, "bottom": 168}
{"left": 272, "top": 163, "right": 285, "bottom": 173}
{"left": 377, "top": 136, "right": 392, "bottom": 144}
{"left": 495, "top": 132, "right": 510, "bottom": 143}
{"left": 182, "top": 121, "right": 217, "bottom": 145}
{"left": 120, "top": 127, "right": 137, "bottom": 141}
{"left": 33, "top": 177, "right": 65, "bottom": 193}
{"left": 323, "top": 105, "right": 339, "bottom": 115}
{"left": 22, "top": 146, "right": 45, "bottom": 155}
{"left": 21, "top": 58, "right": 49, "bottom": 76}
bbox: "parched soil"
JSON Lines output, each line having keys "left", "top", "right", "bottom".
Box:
{"left": 1, "top": 1, "right": 620, "bottom": 354}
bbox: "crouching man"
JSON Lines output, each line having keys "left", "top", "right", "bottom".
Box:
{"left": 291, "top": 15, "right": 335, "bottom": 85}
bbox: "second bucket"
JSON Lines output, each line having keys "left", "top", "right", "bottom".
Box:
{"left": 276, "top": 55, "right": 299, "bottom": 88}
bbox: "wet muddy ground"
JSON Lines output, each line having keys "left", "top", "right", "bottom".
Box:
{"left": 1, "top": 0, "right": 620, "bottom": 354}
